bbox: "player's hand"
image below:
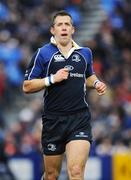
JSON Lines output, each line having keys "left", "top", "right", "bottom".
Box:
{"left": 95, "top": 81, "right": 106, "bottom": 95}
{"left": 53, "top": 68, "right": 69, "bottom": 83}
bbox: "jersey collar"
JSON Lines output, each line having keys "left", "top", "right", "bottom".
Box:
{"left": 50, "top": 36, "right": 82, "bottom": 58}
{"left": 50, "top": 36, "right": 82, "bottom": 50}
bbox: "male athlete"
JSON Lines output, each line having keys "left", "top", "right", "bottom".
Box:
{"left": 23, "top": 10, "right": 106, "bottom": 180}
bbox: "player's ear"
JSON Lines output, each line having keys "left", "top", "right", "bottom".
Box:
{"left": 72, "top": 26, "right": 75, "bottom": 35}
{"left": 50, "top": 26, "right": 54, "bottom": 35}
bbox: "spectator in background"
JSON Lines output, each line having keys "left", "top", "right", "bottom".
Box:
{"left": 0, "top": 116, "right": 16, "bottom": 180}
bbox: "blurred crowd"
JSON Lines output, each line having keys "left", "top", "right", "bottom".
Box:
{"left": 87, "top": 0, "right": 131, "bottom": 155}
{"left": 0, "top": 0, "right": 131, "bottom": 174}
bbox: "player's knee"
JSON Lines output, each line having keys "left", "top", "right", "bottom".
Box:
{"left": 45, "top": 170, "right": 59, "bottom": 180}
{"left": 68, "top": 165, "right": 83, "bottom": 179}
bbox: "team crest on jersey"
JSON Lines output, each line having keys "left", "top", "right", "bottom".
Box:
{"left": 54, "top": 54, "right": 65, "bottom": 62}
{"left": 72, "top": 54, "right": 81, "bottom": 62}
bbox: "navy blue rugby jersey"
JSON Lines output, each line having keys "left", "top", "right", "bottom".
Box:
{"left": 24, "top": 40, "right": 95, "bottom": 116}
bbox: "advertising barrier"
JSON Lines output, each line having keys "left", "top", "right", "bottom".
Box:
{"left": 7, "top": 152, "right": 131, "bottom": 180}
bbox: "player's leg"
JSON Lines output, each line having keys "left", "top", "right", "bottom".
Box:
{"left": 66, "top": 140, "right": 90, "bottom": 180}
{"left": 41, "top": 115, "right": 65, "bottom": 179}
{"left": 43, "top": 154, "right": 64, "bottom": 180}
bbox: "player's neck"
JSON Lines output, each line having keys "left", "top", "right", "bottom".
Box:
{"left": 57, "top": 41, "right": 73, "bottom": 58}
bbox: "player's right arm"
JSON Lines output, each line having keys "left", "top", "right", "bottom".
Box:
{"left": 23, "top": 48, "right": 69, "bottom": 94}
{"left": 23, "top": 79, "right": 46, "bottom": 93}
{"left": 23, "top": 68, "right": 69, "bottom": 93}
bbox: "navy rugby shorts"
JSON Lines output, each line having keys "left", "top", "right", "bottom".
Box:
{"left": 41, "top": 110, "right": 93, "bottom": 155}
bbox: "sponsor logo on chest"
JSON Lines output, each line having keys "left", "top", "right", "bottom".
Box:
{"left": 64, "top": 65, "right": 74, "bottom": 71}
{"left": 54, "top": 54, "right": 65, "bottom": 62}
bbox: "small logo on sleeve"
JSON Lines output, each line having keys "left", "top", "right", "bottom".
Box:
{"left": 25, "top": 70, "right": 29, "bottom": 77}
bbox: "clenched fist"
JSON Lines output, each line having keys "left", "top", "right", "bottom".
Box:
{"left": 95, "top": 81, "right": 106, "bottom": 95}
{"left": 53, "top": 68, "right": 69, "bottom": 83}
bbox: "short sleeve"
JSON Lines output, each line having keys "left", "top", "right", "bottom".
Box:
{"left": 85, "top": 48, "right": 95, "bottom": 78}
{"left": 24, "top": 49, "right": 44, "bottom": 80}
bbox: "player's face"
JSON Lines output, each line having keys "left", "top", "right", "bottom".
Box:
{"left": 50, "top": 15, "right": 75, "bottom": 46}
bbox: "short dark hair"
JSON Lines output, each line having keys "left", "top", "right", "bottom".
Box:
{"left": 51, "top": 10, "right": 73, "bottom": 26}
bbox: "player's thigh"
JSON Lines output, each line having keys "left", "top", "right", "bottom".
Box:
{"left": 43, "top": 154, "right": 64, "bottom": 174}
{"left": 66, "top": 140, "right": 90, "bottom": 171}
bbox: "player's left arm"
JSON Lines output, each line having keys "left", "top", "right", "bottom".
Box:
{"left": 86, "top": 74, "right": 107, "bottom": 95}
{"left": 85, "top": 48, "right": 106, "bottom": 95}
